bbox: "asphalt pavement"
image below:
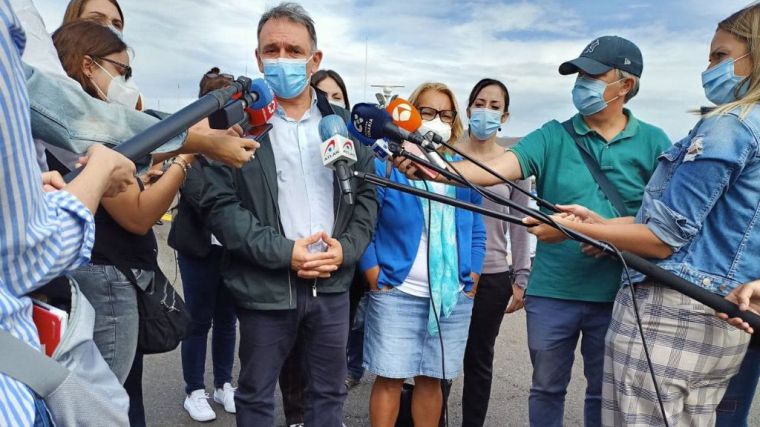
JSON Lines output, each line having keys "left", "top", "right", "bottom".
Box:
{"left": 144, "top": 223, "right": 760, "bottom": 427}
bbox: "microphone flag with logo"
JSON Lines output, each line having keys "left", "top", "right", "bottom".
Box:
{"left": 319, "top": 115, "right": 357, "bottom": 204}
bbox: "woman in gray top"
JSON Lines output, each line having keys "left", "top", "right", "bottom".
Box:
{"left": 457, "top": 78, "right": 533, "bottom": 427}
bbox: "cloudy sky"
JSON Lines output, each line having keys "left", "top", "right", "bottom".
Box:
{"left": 35, "top": 0, "right": 752, "bottom": 140}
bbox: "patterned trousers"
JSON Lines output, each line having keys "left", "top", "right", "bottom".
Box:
{"left": 602, "top": 282, "right": 750, "bottom": 427}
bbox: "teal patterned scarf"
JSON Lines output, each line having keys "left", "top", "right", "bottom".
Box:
{"left": 410, "top": 177, "right": 460, "bottom": 336}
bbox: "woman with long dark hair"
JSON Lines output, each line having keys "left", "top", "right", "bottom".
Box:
{"left": 457, "top": 78, "right": 532, "bottom": 427}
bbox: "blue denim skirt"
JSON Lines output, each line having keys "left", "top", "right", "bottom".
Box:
{"left": 363, "top": 286, "right": 474, "bottom": 379}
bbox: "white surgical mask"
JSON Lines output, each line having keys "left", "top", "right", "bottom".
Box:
{"left": 92, "top": 61, "right": 141, "bottom": 109}
{"left": 329, "top": 99, "right": 347, "bottom": 109}
{"left": 419, "top": 117, "right": 452, "bottom": 147}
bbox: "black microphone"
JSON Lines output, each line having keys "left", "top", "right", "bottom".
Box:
{"left": 350, "top": 103, "right": 430, "bottom": 147}
{"left": 319, "top": 115, "right": 357, "bottom": 205}
{"left": 348, "top": 123, "right": 393, "bottom": 161}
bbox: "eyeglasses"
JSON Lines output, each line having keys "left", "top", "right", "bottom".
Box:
{"left": 92, "top": 56, "right": 132, "bottom": 80}
{"left": 204, "top": 72, "right": 234, "bottom": 81}
{"left": 418, "top": 106, "right": 457, "bottom": 124}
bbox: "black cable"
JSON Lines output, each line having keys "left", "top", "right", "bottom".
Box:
{"left": 424, "top": 151, "right": 670, "bottom": 427}
{"left": 439, "top": 152, "right": 578, "bottom": 242}
{"left": 422, "top": 180, "right": 449, "bottom": 427}
{"left": 606, "top": 243, "right": 670, "bottom": 427}
{"left": 366, "top": 150, "right": 671, "bottom": 425}
{"left": 389, "top": 143, "right": 565, "bottom": 238}
{"left": 433, "top": 138, "right": 559, "bottom": 213}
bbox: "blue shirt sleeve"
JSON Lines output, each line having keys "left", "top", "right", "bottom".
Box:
{"left": 645, "top": 113, "right": 758, "bottom": 251}
{"left": 358, "top": 158, "right": 387, "bottom": 272}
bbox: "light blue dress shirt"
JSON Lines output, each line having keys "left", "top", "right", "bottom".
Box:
{"left": 269, "top": 89, "right": 335, "bottom": 243}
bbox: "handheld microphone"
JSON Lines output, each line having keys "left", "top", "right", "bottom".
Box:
{"left": 209, "top": 78, "right": 277, "bottom": 132}
{"left": 350, "top": 103, "right": 427, "bottom": 147}
{"left": 244, "top": 78, "right": 277, "bottom": 128}
{"left": 319, "top": 115, "right": 357, "bottom": 205}
{"left": 351, "top": 103, "right": 438, "bottom": 178}
{"left": 386, "top": 99, "right": 449, "bottom": 171}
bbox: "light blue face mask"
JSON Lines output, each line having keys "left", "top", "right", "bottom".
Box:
{"left": 702, "top": 53, "right": 750, "bottom": 105}
{"left": 469, "top": 108, "right": 503, "bottom": 140}
{"left": 262, "top": 55, "right": 312, "bottom": 99}
{"left": 571, "top": 76, "right": 622, "bottom": 117}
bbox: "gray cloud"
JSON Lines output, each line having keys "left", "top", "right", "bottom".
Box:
{"left": 33, "top": 0, "right": 747, "bottom": 140}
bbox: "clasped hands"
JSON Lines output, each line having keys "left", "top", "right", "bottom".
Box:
{"left": 291, "top": 231, "right": 344, "bottom": 280}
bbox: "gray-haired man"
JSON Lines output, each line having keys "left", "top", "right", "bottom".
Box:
{"left": 201, "top": 3, "right": 377, "bottom": 426}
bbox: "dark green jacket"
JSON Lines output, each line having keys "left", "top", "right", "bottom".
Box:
{"left": 200, "top": 102, "right": 377, "bottom": 310}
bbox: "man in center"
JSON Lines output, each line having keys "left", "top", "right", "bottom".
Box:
{"left": 201, "top": 3, "right": 377, "bottom": 426}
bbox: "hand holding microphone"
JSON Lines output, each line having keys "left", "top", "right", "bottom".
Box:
{"left": 191, "top": 78, "right": 279, "bottom": 167}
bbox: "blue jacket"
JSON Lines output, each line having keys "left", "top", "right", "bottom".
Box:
{"left": 359, "top": 158, "right": 486, "bottom": 292}
{"left": 628, "top": 106, "right": 760, "bottom": 295}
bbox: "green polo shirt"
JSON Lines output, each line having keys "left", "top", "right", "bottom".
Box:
{"left": 511, "top": 109, "right": 671, "bottom": 302}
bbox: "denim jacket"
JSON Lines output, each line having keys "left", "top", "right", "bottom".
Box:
{"left": 628, "top": 106, "right": 760, "bottom": 296}
{"left": 24, "top": 65, "right": 186, "bottom": 172}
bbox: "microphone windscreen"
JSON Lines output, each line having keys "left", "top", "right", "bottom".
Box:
{"left": 386, "top": 98, "right": 422, "bottom": 132}
{"left": 319, "top": 114, "right": 349, "bottom": 141}
{"left": 249, "top": 78, "right": 275, "bottom": 110}
{"left": 351, "top": 103, "right": 392, "bottom": 140}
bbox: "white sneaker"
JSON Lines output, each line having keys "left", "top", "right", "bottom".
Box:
{"left": 183, "top": 389, "right": 216, "bottom": 422}
{"left": 213, "top": 382, "right": 236, "bottom": 414}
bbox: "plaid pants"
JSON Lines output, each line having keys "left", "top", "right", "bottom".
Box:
{"left": 602, "top": 283, "right": 750, "bottom": 427}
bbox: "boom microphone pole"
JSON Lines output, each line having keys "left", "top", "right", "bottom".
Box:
{"left": 63, "top": 76, "right": 265, "bottom": 182}
{"left": 354, "top": 170, "right": 760, "bottom": 331}
{"left": 387, "top": 142, "right": 559, "bottom": 227}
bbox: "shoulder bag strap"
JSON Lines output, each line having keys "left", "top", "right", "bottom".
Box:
{"left": 0, "top": 330, "right": 69, "bottom": 397}
{"left": 561, "top": 120, "right": 627, "bottom": 216}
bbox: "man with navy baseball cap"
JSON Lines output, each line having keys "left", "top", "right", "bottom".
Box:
{"left": 396, "top": 35, "right": 671, "bottom": 427}
{"left": 559, "top": 35, "right": 644, "bottom": 77}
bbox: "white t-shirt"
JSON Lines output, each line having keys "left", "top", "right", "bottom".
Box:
{"left": 396, "top": 229, "right": 430, "bottom": 297}
{"left": 396, "top": 182, "right": 450, "bottom": 298}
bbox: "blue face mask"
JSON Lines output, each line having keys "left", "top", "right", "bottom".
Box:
{"left": 262, "top": 55, "right": 312, "bottom": 99}
{"left": 469, "top": 108, "right": 503, "bottom": 140}
{"left": 702, "top": 53, "right": 750, "bottom": 105}
{"left": 572, "top": 76, "right": 622, "bottom": 117}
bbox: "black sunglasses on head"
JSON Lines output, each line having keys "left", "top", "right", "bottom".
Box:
{"left": 93, "top": 56, "right": 132, "bottom": 80}
{"left": 204, "top": 72, "right": 234, "bottom": 81}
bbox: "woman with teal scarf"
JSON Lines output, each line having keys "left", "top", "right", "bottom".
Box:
{"left": 359, "top": 82, "right": 486, "bottom": 427}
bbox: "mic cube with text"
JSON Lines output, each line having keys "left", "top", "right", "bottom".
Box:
{"left": 321, "top": 135, "right": 357, "bottom": 169}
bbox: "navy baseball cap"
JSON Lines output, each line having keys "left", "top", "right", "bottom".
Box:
{"left": 559, "top": 35, "right": 643, "bottom": 78}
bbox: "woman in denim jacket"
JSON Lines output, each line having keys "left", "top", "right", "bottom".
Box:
{"left": 527, "top": 5, "right": 760, "bottom": 426}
